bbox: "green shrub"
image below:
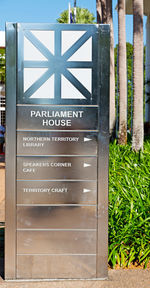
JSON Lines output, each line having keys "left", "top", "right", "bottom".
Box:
{"left": 109, "top": 139, "right": 150, "bottom": 268}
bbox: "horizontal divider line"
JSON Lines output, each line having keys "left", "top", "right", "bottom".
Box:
{"left": 7, "top": 278, "right": 107, "bottom": 282}
{"left": 17, "top": 104, "right": 99, "bottom": 107}
{"left": 17, "top": 229, "right": 96, "bottom": 231}
{"left": 16, "top": 179, "right": 97, "bottom": 182}
{"left": 17, "top": 204, "right": 97, "bottom": 207}
{"left": 17, "top": 254, "right": 96, "bottom": 256}
{"left": 16, "top": 155, "right": 98, "bottom": 157}
{"left": 16, "top": 130, "right": 99, "bottom": 132}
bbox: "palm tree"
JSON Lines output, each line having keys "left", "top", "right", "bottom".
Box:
{"left": 96, "top": 0, "right": 101, "bottom": 23}
{"left": 96, "top": 0, "right": 107, "bottom": 23}
{"left": 106, "top": 0, "right": 115, "bottom": 136}
{"left": 57, "top": 7, "right": 95, "bottom": 24}
{"left": 97, "top": 1, "right": 115, "bottom": 136}
{"left": 118, "top": 0, "right": 127, "bottom": 145}
{"left": 132, "top": 0, "right": 143, "bottom": 151}
{"left": 145, "top": 16, "right": 150, "bottom": 123}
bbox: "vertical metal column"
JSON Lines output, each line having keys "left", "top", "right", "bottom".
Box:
{"left": 5, "top": 23, "right": 17, "bottom": 279}
{"left": 97, "top": 25, "right": 110, "bottom": 279}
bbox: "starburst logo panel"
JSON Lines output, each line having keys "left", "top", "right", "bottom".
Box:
{"left": 17, "top": 24, "right": 98, "bottom": 105}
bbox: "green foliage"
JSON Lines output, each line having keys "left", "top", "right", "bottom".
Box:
{"left": 0, "top": 48, "right": 5, "bottom": 83}
{"left": 57, "top": 7, "right": 95, "bottom": 24}
{"left": 109, "top": 140, "right": 150, "bottom": 268}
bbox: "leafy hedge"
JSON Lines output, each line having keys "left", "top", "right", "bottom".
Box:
{"left": 109, "top": 139, "right": 150, "bottom": 268}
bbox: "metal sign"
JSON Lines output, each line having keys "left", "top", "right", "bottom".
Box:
{"left": 5, "top": 23, "right": 110, "bottom": 280}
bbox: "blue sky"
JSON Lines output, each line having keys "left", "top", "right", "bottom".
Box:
{"left": 0, "top": 0, "right": 147, "bottom": 46}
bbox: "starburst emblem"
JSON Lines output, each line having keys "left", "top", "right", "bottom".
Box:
{"left": 18, "top": 24, "right": 97, "bottom": 104}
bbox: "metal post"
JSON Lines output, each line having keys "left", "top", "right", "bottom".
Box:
{"left": 5, "top": 22, "right": 17, "bottom": 280}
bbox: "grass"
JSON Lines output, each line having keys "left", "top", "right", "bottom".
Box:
{"left": 109, "top": 138, "right": 150, "bottom": 268}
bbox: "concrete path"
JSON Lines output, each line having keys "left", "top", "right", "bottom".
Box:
{"left": 0, "top": 269, "right": 149, "bottom": 288}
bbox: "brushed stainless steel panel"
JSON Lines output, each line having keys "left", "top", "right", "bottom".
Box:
{"left": 17, "top": 131, "right": 97, "bottom": 155}
{"left": 17, "top": 255, "right": 96, "bottom": 279}
{"left": 5, "top": 23, "right": 17, "bottom": 280}
{"left": 4, "top": 23, "right": 110, "bottom": 280}
{"left": 97, "top": 25, "right": 110, "bottom": 279}
{"left": 17, "top": 156, "right": 97, "bottom": 180}
{"left": 17, "top": 181, "right": 97, "bottom": 205}
{"left": 17, "top": 206, "right": 97, "bottom": 229}
{"left": 17, "top": 230, "right": 96, "bottom": 254}
{"left": 17, "top": 106, "right": 98, "bottom": 130}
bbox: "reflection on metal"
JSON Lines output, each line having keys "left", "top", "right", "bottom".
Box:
{"left": 17, "top": 156, "right": 97, "bottom": 180}
{"left": 17, "top": 106, "right": 98, "bottom": 131}
{"left": 5, "top": 23, "right": 110, "bottom": 280}
{"left": 17, "top": 230, "right": 96, "bottom": 254}
{"left": 17, "top": 181, "right": 97, "bottom": 205}
{"left": 17, "top": 131, "right": 97, "bottom": 155}
{"left": 17, "top": 206, "right": 97, "bottom": 229}
{"left": 5, "top": 23, "right": 17, "bottom": 279}
{"left": 17, "top": 255, "right": 96, "bottom": 279}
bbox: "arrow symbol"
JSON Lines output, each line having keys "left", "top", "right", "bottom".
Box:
{"left": 83, "top": 189, "right": 91, "bottom": 193}
{"left": 84, "top": 137, "right": 92, "bottom": 142}
{"left": 83, "top": 163, "right": 91, "bottom": 168}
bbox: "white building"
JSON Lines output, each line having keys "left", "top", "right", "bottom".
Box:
{"left": 0, "top": 31, "right": 5, "bottom": 48}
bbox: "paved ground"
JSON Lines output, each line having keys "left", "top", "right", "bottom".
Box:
{"left": 0, "top": 269, "right": 149, "bottom": 288}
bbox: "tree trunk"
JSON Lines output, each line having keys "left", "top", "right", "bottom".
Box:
{"left": 145, "top": 16, "right": 150, "bottom": 123}
{"left": 132, "top": 0, "right": 143, "bottom": 151}
{"left": 118, "top": 0, "right": 127, "bottom": 145}
{"left": 107, "top": 0, "right": 115, "bottom": 136}
{"left": 96, "top": 0, "right": 107, "bottom": 24}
